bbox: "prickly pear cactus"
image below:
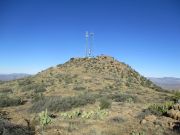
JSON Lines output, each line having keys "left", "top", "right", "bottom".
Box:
{"left": 60, "top": 109, "right": 109, "bottom": 120}
{"left": 39, "top": 109, "right": 52, "bottom": 128}
{"left": 97, "top": 109, "right": 109, "bottom": 119}
{"left": 60, "top": 109, "right": 82, "bottom": 119}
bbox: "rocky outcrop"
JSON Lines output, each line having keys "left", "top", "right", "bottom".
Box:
{"left": 140, "top": 115, "right": 157, "bottom": 125}
{"left": 172, "top": 104, "right": 180, "bottom": 111}
{"left": 167, "top": 104, "right": 180, "bottom": 120}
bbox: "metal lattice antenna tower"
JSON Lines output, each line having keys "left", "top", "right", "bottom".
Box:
{"left": 89, "top": 32, "right": 94, "bottom": 57}
{"left": 85, "top": 31, "right": 94, "bottom": 58}
{"left": 85, "top": 31, "right": 89, "bottom": 57}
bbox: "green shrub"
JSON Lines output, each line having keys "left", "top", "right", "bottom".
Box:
{"left": 57, "top": 64, "right": 62, "bottom": 67}
{"left": 109, "top": 116, "right": 125, "bottom": 123}
{"left": 22, "top": 84, "right": 36, "bottom": 92}
{"left": 32, "top": 93, "right": 44, "bottom": 103}
{"left": 147, "top": 101, "right": 174, "bottom": 116}
{"left": 18, "top": 78, "right": 32, "bottom": 86}
{"left": 30, "top": 94, "right": 96, "bottom": 113}
{"left": 73, "top": 86, "right": 86, "bottom": 91}
{"left": 99, "top": 98, "right": 112, "bottom": 110}
{"left": 136, "top": 109, "right": 153, "bottom": 119}
{"left": 56, "top": 74, "right": 75, "bottom": 84}
{"left": 0, "top": 95, "right": 22, "bottom": 107}
{"left": 0, "top": 88, "right": 13, "bottom": 93}
{"left": 34, "top": 85, "right": 46, "bottom": 93}
{"left": 70, "top": 57, "right": 75, "bottom": 61}
{"left": 0, "top": 81, "right": 4, "bottom": 84}
{"left": 22, "top": 83, "right": 46, "bottom": 93}
{"left": 110, "top": 94, "right": 137, "bottom": 103}
{"left": 171, "top": 92, "right": 180, "bottom": 103}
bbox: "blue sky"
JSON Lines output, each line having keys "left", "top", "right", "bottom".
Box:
{"left": 0, "top": 0, "right": 180, "bottom": 77}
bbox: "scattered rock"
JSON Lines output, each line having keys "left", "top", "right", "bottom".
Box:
{"left": 140, "top": 115, "right": 156, "bottom": 125}
{"left": 140, "top": 119, "right": 146, "bottom": 124}
{"left": 172, "top": 104, "right": 180, "bottom": 111}
{"left": 54, "top": 129, "right": 62, "bottom": 135}
{"left": 167, "top": 104, "right": 180, "bottom": 120}
{"left": 110, "top": 116, "right": 125, "bottom": 123}
{"left": 0, "top": 111, "right": 11, "bottom": 120}
{"left": 144, "top": 115, "right": 157, "bottom": 122}
{"left": 168, "top": 122, "right": 174, "bottom": 129}
{"left": 49, "top": 114, "right": 57, "bottom": 119}
{"left": 168, "top": 121, "right": 180, "bottom": 132}
{"left": 167, "top": 109, "right": 180, "bottom": 120}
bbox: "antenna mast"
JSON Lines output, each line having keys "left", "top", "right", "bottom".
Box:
{"left": 85, "top": 31, "right": 89, "bottom": 57}
{"left": 89, "top": 32, "right": 94, "bottom": 57}
{"left": 85, "top": 31, "right": 94, "bottom": 58}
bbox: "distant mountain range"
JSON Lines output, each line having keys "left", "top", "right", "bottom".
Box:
{"left": 0, "top": 73, "right": 31, "bottom": 81}
{"left": 148, "top": 77, "right": 180, "bottom": 90}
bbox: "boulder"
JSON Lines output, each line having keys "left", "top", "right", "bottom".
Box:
{"left": 140, "top": 119, "right": 146, "bottom": 124}
{"left": 172, "top": 104, "right": 180, "bottom": 111}
{"left": 145, "top": 115, "right": 157, "bottom": 122}
{"left": 167, "top": 109, "right": 180, "bottom": 120}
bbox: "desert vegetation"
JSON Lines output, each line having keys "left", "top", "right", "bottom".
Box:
{"left": 0, "top": 110, "right": 35, "bottom": 135}
{"left": 0, "top": 94, "right": 22, "bottom": 107}
{"left": 30, "top": 94, "right": 96, "bottom": 113}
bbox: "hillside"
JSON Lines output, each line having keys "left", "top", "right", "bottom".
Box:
{"left": 2, "top": 56, "right": 161, "bottom": 98}
{"left": 149, "top": 77, "right": 180, "bottom": 90}
{"left": 0, "top": 56, "right": 179, "bottom": 135}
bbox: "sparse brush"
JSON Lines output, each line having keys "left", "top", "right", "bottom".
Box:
{"left": 21, "top": 83, "right": 47, "bottom": 93}
{"left": 171, "top": 92, "right": 180, "bottom": 103}
{"left": 0, "top": 88, "right": 13, "bottom": 93}
{"left": 99, "top": 97, "right": 112, "bottom": 110}
{"left": 110, "top": 93, "right": 137, "bottom": 103}
{"left": 0, "top": 95, "right": 22, "bottom": 107}
{"left": 30, "top": 94, "right": 96, "bottom": 113}
{"left": 109, "top": 116, "right": 125, "bottom": 123}
{"left": 0, "top": 118, "right": 34, "bottom": 135}
{"left": 18, "top": 78, "right": 32, "bottom": 86}
{"left": 73, "top": 86, "right": 86, "bottom": 91}
{"left": 32, "top": 93, "right": 44, "bottom": 102}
